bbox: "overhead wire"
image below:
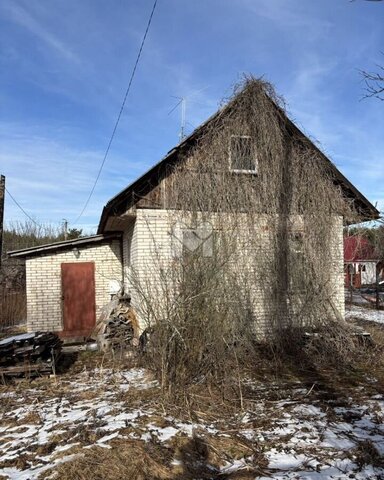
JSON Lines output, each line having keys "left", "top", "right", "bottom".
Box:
{"left": 5, "top": 187, "right": 41, "bottom": 227}
{"left": 72, "top": 0, "right": 158, "bottom": 225}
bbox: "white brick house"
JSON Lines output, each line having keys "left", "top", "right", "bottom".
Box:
{"left": 9, "top": 235, "right": 122, "bottom": 338}
{"left": 9, "top": 82, "right": 379, "bottom": 338}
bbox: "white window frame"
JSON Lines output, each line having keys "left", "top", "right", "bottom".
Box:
{"left": 229, "top": 135, "right": 257, "bottom": 174}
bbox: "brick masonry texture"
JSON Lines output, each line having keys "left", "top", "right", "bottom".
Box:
{"left": 25, "top": 210, "right": 344, "bottom": 335}
{"left": 122, "top": 209, "right": 345, "bottom": 332}
{"left": 26, "top": 240, "right": 122, "bottom": 333}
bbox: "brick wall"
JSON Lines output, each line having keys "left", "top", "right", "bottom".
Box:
{"left": 25, "top": 240, "right": 122, "bottom": 333}
{"left": 331, "top": 216, "right": 345, "bottom": 319}
{"left": 121, "top": 210, "right": 175, "bottom": 328}
{"left": 122, "top": 209, "right": 345, "bottom": 333}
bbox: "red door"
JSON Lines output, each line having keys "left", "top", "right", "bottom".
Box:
{"left": 61, "top": 262, "right": 96, "bottom": 337}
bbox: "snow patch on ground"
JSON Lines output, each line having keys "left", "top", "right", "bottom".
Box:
{"left": 346, "top": 305, "right": 384, "bottom": 324}
{"left": 1, "top": 366, "right": 384, "bottom": 479}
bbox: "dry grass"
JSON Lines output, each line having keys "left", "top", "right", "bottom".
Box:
{"left": 165, "top": 326, "right": 381, "bottom": 417}
{"left": 39, "top": 441, "right": 174, "bottom": 480}
{"left": 352, "top": 440, "right": 384, "bottom": 470}
{"left": 39, "top": 435, "right": 266, "bottom": 480}
{"left": 347, "top": 319, "right": 384, "bottom": 390}
{"left": 2, "top": 341, "right": 384, "bottom": 479}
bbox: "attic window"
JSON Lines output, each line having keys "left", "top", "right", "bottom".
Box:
{"left": 229, "top": 136, "right": 257, "bottom": 174}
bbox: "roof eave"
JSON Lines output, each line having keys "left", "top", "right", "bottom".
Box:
{"left": 97, "top": 106, "right": 227, "bottom": 233}
{"left": 8, "top": 233, "right": 122, "bottom": 258}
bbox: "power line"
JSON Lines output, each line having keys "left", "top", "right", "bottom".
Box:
{"left": 5, "top": 187, "right": 41, "bottom": 227}
{"left": 72, "top": 0, "right": 158, "bottom": 225}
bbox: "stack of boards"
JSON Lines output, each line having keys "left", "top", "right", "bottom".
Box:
{"left": 0, "top": 332, "right": 62, "bottom": 377}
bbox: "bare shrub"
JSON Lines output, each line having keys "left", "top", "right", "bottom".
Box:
{"left": 301, "top": 321, "right": 357, "bottom": 368}
{"left": 3, "top": 220, "right": 66, "bottom": 253}
{"left": 131, "top": 77, "right": 365, "bottom": 397}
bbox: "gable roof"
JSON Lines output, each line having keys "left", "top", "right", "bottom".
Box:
{"left": 98, "top": 86, "right": 380, "bottom": 233}
{"left": 98, "top": 107, "right": 219, "bottom": 233}
{"left": 344, "top": 236, "right": 379, "bottom": 262}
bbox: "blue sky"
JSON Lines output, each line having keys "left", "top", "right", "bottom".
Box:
{"left": 1, "top": 0, "right": 383, "bottom": 233}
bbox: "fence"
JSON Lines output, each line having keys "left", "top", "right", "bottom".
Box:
{"left": 0, "top": 289, "right": 26, "bottom": 332}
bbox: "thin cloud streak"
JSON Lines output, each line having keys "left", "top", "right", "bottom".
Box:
{"left": 0, "top": 0, "right": 383, "bottom": 229}
{"left": 1, "top": 1, "right": 79, "bottom": 63}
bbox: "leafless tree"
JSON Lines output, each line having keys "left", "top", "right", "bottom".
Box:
{"left": 354, "top": 0, "right": 384, "bottom": 98}
{"left": 361, "top": 58, "right": 384, "bottom": 101}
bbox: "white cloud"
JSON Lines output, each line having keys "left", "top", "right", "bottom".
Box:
{"left": 1, "top": 1, "right": 79, "bottom": 63}
{"left": 243, "top": 0, "right": 333, "bottom": 34}
{"left": 0, "top": 122, "right": 151, "bottom": 231}
{"left": 1, "top": 0, "right": 383, "bottom": 231}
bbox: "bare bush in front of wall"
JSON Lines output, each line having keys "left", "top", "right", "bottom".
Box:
{"left": 0, "top": 219, "right": 71, "bottom": 331}
{"left": 131, "top": 77, "right": 366, "bottom": 398}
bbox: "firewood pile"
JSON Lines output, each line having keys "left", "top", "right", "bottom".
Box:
{"left": 104, "top": 317, "right": 134, "bottom": 350}
{"left": 0, "top": 332, "right": 62, "bottom": 377}
{"left": 97, "top": 295, "right": 140, "bottom": 352}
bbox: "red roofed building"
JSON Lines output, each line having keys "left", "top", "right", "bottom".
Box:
{"left": 344, "top": 236, "right": 379, "bottom": 288}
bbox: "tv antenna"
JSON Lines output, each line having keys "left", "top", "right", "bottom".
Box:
{"left": 168, "top": 87, "right": 209, "bottom": 143}
{"left": 168, "top": 96, "right": 187, "bottom": 142}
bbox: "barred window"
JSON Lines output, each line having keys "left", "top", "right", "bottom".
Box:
{"left": 229, "top": 136, "right": 257, "bottom": 173}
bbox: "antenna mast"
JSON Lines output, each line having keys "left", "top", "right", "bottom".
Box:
{"left": 168, "top": 95, "right": 190, "bottom": 142}
{"left": 179, "top": 97, "right": 186, "bottom": 142}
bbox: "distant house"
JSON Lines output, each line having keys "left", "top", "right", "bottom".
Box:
{"left": 9, "top": 80, "right": 380, "bottom": 339}
{"left": 344, "top": 236, "right": 380, "bottom": 288}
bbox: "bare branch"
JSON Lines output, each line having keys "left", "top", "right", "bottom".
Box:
{"left": 360, "top": 53, "right": 384, "bottom": 100}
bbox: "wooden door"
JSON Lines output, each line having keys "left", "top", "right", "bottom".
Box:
{"left": 61, "top": 262, "right": 96, "bottom": 337}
